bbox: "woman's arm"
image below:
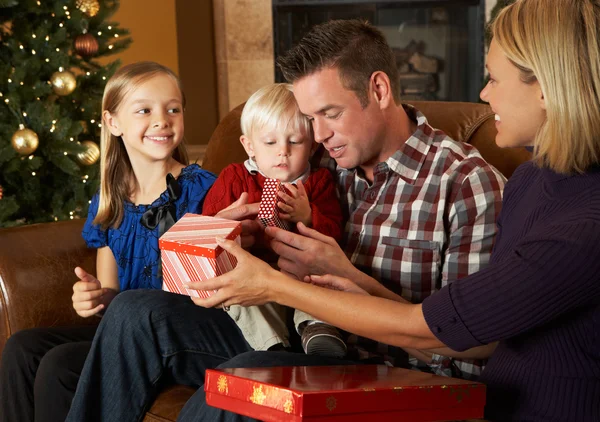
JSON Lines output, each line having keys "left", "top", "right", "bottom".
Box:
{"left": 188, "top": 238, "right": 444, "bottom": 350}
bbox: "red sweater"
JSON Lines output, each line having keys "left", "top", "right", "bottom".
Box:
{"left": 202, "top": 163, "right": 343, "bottom": 242}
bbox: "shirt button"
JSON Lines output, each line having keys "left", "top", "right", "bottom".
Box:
{"left": 369, "top": 192, "right": 376, "bottom": 200}
{"left": 434, "top": 326, "right": 442, "bottom": 333}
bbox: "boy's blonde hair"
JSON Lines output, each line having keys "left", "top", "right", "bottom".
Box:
{"left": 492, "top": 0, "right": 600, "bottom": 174}
{"left": 94, "top": 61, "right": 189, "bottom": 229}
{"left": 240, "top": 83, "right": 312, "bottom": 140}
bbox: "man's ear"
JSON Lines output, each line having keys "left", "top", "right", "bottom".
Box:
{"left": 103, "top": 110, "right": 122, "bottom": 137}
{"left": 240, "top": 135, "right": 255, "bottom": 157}
{"left": 370, "top": 71, "right": 393, "bottom": 108}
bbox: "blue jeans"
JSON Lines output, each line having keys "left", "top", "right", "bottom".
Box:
{"left": 178, "top": 351, "right": 359, "bottom": 422}
{"left": 66, "top": 289, "right": 253, "bottom": 422}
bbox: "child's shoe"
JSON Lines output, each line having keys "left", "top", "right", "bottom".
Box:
{"left": 301, "top": 322, "right": 347, "bottom": 359}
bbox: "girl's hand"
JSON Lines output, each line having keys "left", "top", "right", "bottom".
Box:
{"left": 186, "top": 237, "right": 282, "bottom": 309}
{"left": 277, "top": 180, "right": 312, "bottom": 227}
{"left": 304, "top": 274, "right": 370, "bottom": 296}
{"left": 72, "top": 267, "right": 108, "bottom": 318}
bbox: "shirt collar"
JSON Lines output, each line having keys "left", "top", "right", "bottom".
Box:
{"left": 243, "top": 158, "right": 311, "bottom": 183}
{"left": 373, "top": 104, "right": 435, "bottom": 183}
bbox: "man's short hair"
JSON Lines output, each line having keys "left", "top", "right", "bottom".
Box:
{"left": 277, "top": 19, "right": 400, "bottom": 108}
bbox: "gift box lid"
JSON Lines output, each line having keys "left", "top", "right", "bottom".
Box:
{"left": 159, "top": 213, "right": 242, "bottom": 259}
{"left": 205, "top": 365, "right": 486, "bottom": 421}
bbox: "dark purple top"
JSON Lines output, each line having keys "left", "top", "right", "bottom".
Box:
{"left": 423, "top": 161, "right": 600, "bottom": 421}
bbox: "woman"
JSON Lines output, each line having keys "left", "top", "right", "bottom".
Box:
{"left": 190, "top": 0, "right": 600, "bottom": 420}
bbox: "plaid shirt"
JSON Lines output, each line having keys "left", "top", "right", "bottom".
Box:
{"left": 328, "top": 105, "right": 505, "bottom": 380}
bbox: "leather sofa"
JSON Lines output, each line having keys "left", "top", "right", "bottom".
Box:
{"left": 0, "top": 101, "right": 531, "bottom": 421}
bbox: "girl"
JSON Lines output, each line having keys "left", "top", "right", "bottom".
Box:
{"left": 189, "top": 1, "right": 600, "bottom": 420}
{"left": 0, "top": 61, "right": 216, "bottom": 422}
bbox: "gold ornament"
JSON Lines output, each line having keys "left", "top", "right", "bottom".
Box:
{"left": 74, "top": 33, "right": 99, "bottom": 57}
{"left": 11, "top": 128, "right": 39, "bottom": 155}
{"left": 76, "top": 0, "right": 100, "bottom": 17}
{"left": 50, "top": 71, "right": 77, "bottom": 96}
{"left": 77, "top": 140, "right": 100, "bottom": 166}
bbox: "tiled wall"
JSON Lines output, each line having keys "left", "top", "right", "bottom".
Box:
{"left": 213, "top": 0, "right": 275, "bottom": 119}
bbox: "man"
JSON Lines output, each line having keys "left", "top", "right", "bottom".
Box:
{"left": 66, "top": 20, "right": 504, "bottom": 422}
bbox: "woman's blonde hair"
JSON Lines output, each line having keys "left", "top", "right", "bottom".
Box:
{"left": 492, "top": 0, "right": 600, "bottom": 173}
{"left": 94, "top": 61, "right": 189, "bottom": 229}
{"left": 240, "top": 83, "right": 312, "bottom": 140}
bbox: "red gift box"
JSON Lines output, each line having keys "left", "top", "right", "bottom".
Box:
{"left": 258, "top": 179, "right": 290, "bottom": 230}
{"left": 159, "top": 213, "right": 241, "bottom": 298}
{"left": 205, "top": 365, "right": 486, "bottom": 421}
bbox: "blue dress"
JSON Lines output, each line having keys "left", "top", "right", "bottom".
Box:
{"left": 82, "top": 164, "right": 217, "bottom": 291}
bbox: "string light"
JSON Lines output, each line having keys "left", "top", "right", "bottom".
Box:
{"left": 45, "top": 58, "right": 50, "bottom": 62}
{"left": 32, "top": 172, "right": 36, "bottom": 176}
{"left": 114, "top": 34, "right": 119, "bottom": 38}
{"left": 86, "top": 72, "right": 90, "bottom": 76}
{"left": 64, "top": 152, "right": 68, "bottom": 155}
{"left": 22, "top": 112, "right": 27, "bottom": 116}
{"left": 31, "top": 50, "right": 36, "bottom": 55}
{"left": 20, "top": 82, "right": 24, "bottom": 85}
{"left": 32, "top": 34, "right": 36, "bottom": 38}
{"left": 29, "top": 155, "right": 34, "bottom": 160}
{"left": 63, "top": 5, "right": 67, "bottom": 9}
{"left": 58, "top": 67, "right": 63, "bottom": 72}
{"left": 108, "top": 45, "right": 114, "bottom": 50}
{"left": 7, "top": 79, "right": 12, "bottom": 83}
{"left": 56, "top": 48, "right": 60, "bottom": 52}
{"left": 0, "top": 92, "right": 3, "bottom": 96}
{"left": 70, "top": 137, "right": 74, "bottom": 141}
{"left": 108, "top": 26, "right": 112, "bottom": 30}
{"left": 97, "top": 31, "right": 102, "bottom": 36}
{"left": 90, "top": 119, "right": 95, "bottom": 123}
{"left": 37, "top": 1, "right": 41, "bottom": 5}
{"left": 102, "top": 76, "right": 106, "bottom": 80}
{"left": 52, "top": 120, "right": 57, "bottom": 124}
{"left": 4, "top": 99, "right": 9, "bottom": 104}
{"left": 69, "top": 211, "right": 74, "bottom": 215}
{"left": 59, "top": 23, "right": 64, "bottom": 28}
{"left": 45, "top": 35, "right": 50, "bottom": 41}
{"left": 54, "top": 217, "right": 58, "bottom": 221}
{"left": 19, "top": 45, "right": 23, "bottom": 49}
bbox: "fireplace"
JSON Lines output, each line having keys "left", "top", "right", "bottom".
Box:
{"left": 273, "top": 0, "right": 486, "bottom": 103}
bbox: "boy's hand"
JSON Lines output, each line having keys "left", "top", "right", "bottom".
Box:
{"left": 72, "top": 267, "right": 107, "bottom": 318}
{"left": 277, "top": 180, "right": 312, "bottom": 227}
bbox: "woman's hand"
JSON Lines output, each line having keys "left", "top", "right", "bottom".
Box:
{"left": 186, "top": 237, "right": 285, "bottom": 309}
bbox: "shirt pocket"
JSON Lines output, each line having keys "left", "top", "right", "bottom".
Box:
{"left": 380, "top": 236, "right": 442, "bottom": 303}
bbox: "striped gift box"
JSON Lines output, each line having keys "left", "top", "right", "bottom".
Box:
{"left": 159, "top": 213, "right": 242, "bottom": 298}
{"left": 258, "top": 179, "right": 290, "bottom": 230}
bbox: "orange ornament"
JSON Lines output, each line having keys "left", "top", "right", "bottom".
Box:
{"left": 74, "top": 33, "right": 99, "bottom": 57}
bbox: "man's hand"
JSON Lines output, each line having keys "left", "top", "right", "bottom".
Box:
{"left": 305, "top": 274, "right": 369, "bottom": 295}
{"left": 278, "top": 180, "right": 312, "bottom": 227}
{"left": 268, "top": 222, "right": 356, "bottom": 281}
{"left": 214, "top": 192, "right": 262, "bottom": 249}
{"left": 72, "top": 267, "right": 109, "bottom": 318}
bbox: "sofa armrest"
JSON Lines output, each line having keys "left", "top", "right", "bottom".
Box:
{"left": 0, "top": 219, "right": 97, "bottom": 355}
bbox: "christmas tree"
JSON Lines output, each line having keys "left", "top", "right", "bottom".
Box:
{"left": 0, "top": 0, "right": 131, "bottom": 227}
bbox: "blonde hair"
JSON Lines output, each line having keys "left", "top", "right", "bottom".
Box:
{"left": 94, "top": 61, "right": 189, "bottom": 229}
{"left": 240, "top": 83, "right": 312, "bottom": 140}
{"left": 491, "top": 0, "right": 600, "bottom": 174}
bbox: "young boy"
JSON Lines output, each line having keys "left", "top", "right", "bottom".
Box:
{"left": 202, "top": 83, "right": 346, "bottom": 358}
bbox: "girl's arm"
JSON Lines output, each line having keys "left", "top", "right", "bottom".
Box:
{"left": 72, "top": 247, "right": 119, "bottom": 317}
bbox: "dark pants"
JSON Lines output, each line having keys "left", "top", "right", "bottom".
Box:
{"left": 0, "top": 325, "right": 97, "bottom": 422}
{"left": 178, "top": 351, "right": 359, "bottom": 422}
{"left": 66, "top": 289, "right": 254, "bottom": 422}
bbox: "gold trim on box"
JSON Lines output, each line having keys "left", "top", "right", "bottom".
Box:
{"left": 326, "top": 396, "right": 337, "bottom": 412}
{"left": 217, "top": 375, "right": 228, "bottom": 394}
{"left": 250, "top": 385, "right": 266, "bottom": 405}
{"left": 283, "top": 399, "right": 294, "bottom": 414}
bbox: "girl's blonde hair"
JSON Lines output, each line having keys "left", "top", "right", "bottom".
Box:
{"left": 94, "top": 61, "right": 189, "bottom": 229}
{"left": 492, "top": 0, "right": 600, "bottom": 174}
{"left": 240, "top": 83, "right": 312, "bottom": 140}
